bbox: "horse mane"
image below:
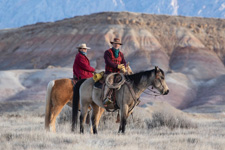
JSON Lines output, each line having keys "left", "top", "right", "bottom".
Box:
{"left": 125, "top": 68, "right": 164, "bottom": 87}
{"left": 125, "top": 70, "right": 154, "bottom": 87}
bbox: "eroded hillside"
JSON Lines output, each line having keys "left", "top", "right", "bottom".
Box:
{"left": 1, "top": 12, "right": 225, "bottom": 109}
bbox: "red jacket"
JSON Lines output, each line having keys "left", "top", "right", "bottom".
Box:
{"left": 73, "top": 52, "right": 95, "bottom": 79}
{"left": 104, "top": 48, "right": 126, "bottom": 74}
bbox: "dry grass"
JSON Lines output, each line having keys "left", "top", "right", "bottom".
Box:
{"left": 0, "top": 101, "right": 225, "bottom": 150}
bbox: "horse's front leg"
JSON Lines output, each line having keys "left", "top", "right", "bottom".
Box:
{"left": 90, "top": 102, "right": 105, "bottom": 134}
{"left": 118, "top": 104, "right": 129, "bottom": 134}
{"left": 80, "top": 103, "right": 89, "bottom": 134}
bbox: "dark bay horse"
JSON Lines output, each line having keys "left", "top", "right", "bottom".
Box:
{"left": 72, "top": 66, "right": 169, "bottom": 134}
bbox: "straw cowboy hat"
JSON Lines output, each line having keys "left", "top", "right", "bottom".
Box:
{"left": 76, "top": 43, "right": 91, "bottom": 49}
{"left": 110, "top": 38, "right": 123, "bottom": 45}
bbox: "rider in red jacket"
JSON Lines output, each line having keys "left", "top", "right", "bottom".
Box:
{"left": 73, "top": 43, "right": 95, "bottom": 80}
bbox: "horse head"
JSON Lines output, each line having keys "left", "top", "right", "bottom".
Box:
{"left": 152, "top": 66, "right": 169, "bottom": 95}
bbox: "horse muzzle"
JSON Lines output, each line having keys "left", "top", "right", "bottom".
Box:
{"left": 163, "top": 89, "right": 169, "bottom": 95}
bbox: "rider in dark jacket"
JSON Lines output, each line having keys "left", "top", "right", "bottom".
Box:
{"left": 103, "top": 38, "right": 127, "bottom": 106}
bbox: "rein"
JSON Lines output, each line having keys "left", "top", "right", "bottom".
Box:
{"left": 126, "top": 77, "right": 163, "bottom": 97}
{"left": 104, "top": 70, "right": 164, "bottom": 112}
{"left": 121, "top": 74, "right": 164, "bottom": 113}
{"left": 125, "top": 77, "right": 165, "bottom": 113}
{"left": 144, "top": 87, "right": 162, "bottom": 96}
{"left": 124, "top": 81, "right": 140, "bottom": 114}
{"left": 141, "top": 76, "right": 165, "bottom": 97}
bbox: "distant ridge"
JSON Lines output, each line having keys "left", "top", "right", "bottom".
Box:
{"left": 1, "top": 0, "right": 225, "bottom": 29}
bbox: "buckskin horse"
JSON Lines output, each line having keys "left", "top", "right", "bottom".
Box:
{"left": 45, "top": 63, "right": 133, "bottom": 132}
{"left": 72, "top": 66, "right": 169, "bottom": 134}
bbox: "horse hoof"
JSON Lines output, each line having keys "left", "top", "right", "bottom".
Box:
{"left": 116, "top": 116, "right": 120, "bottom": 123}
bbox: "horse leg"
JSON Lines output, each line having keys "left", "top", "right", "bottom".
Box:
{"left": 90, "top": 103, "right": 105, "bottom": 134}
{"left": 116, "top": 110, "right": 120, "bottom": 123}
{"left": 99, "top": 107, "right": 105, "bottom": 120}
{"left": 48, "top": 95, "right": 71, "bottom": 132}
{"left": 118, "top": 104, "right": 129, "bottom": 134}
{"left": 80, "top": 103, "right": 89, "bottom": 134}
{"left": 49, "top": 104, "right": 65, "bottom": 132}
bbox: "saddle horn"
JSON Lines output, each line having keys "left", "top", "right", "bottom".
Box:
{"left": 105, "top": 73, "right": 125, "bottom": 89}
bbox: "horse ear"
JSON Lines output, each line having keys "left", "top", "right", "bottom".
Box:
{"left": 155, "top": 66, "right": 159, "bottom": 76}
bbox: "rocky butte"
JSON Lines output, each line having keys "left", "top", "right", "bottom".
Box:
{"left": 0, "top": 12, "right": 225, "bottom": 110}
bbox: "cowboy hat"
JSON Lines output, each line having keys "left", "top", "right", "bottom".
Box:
{"left": 76, "top": 43, "right": 91, "bottom": 49}
{"left": 110, "top": 38, "right": 123, "bottom": 45}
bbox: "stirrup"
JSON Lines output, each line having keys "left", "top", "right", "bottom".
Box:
{"left": 103, "top": 98, "right": 112, "bottom": 107}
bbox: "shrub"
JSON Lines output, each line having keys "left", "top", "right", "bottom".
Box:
{"left": 145, "top": 111, "right": 197, "bottom": 130}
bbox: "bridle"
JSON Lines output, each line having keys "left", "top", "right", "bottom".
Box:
{"left": 134, "top": 74, "right": 165, "bottom": 97}
{"left": 144, "top": 87, "right": 162, "bottom": 97}
{"left": 110, "top": 71, "right": 165, "bottom": 114}
{"left": 124, "top": 78, "right": 164, "bottom": 114}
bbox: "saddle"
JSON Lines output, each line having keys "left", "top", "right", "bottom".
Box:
{"left": 94, "top": 73, "right": 125, "bottom": 112}
{"left": 94, "top": 80, "right": 104, "bottom": 89}
{"left": 94, "top": 73, "right": 124, "bottom": 89}
{"left": 71, "top": 78, "right": 78, "bottom": 87}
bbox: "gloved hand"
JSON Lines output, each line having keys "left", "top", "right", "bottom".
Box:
{"left": 121, "top": 67, "right": 127, "bottom": 73}
{"left": 93, "top": 71, "right": 104, "bottom": 82}
{"left": 117, "top": 64, "right": 125, "bottom": 70}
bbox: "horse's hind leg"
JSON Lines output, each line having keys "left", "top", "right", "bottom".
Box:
{"left": 90, "top": 103, "right": 105, "bottom": 134}
{"left": 49, "top": 104, "right": 65, "bottom": 132}
{"left": 118, "top": 104, "right": 129, "bottom": 134}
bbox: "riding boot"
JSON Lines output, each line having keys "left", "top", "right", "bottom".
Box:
{"left": 103, "top": 74, "right": 114, "bottom": 107}
{"left": 103, "top": 86, "right": 113, "bottom": 107}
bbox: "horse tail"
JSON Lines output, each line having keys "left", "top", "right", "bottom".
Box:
{"left": 45, "top": 80, "right": 55, "bottom": 131}
{"left": 72, "top": 79, "right": 86, "bottom": 132}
